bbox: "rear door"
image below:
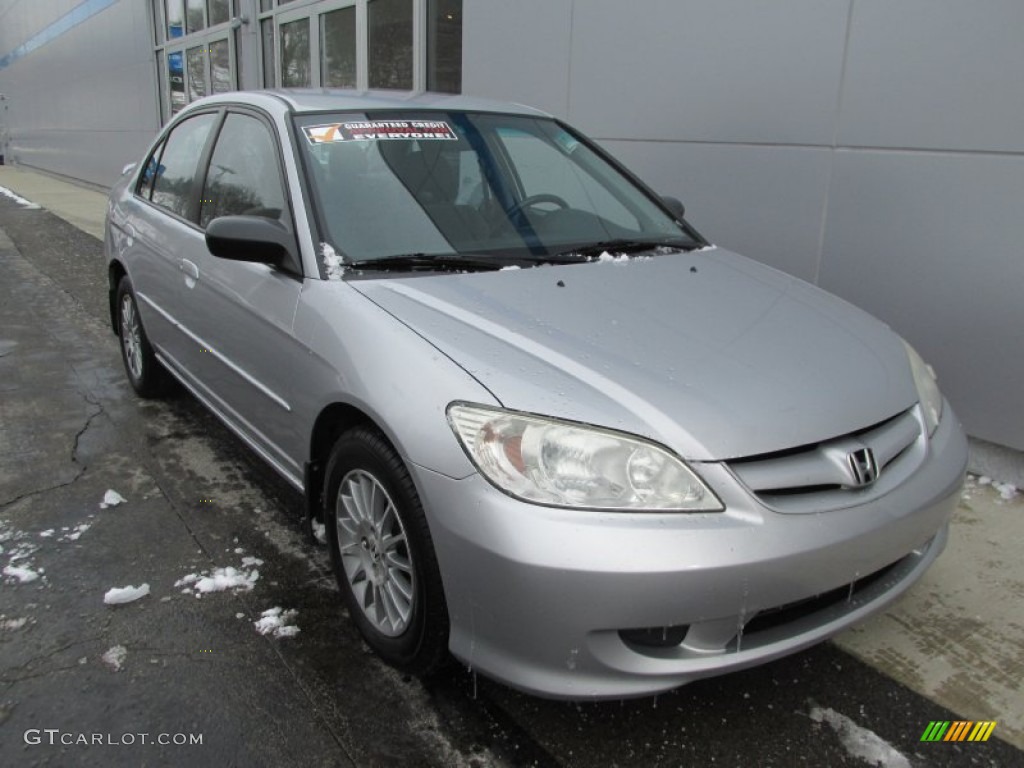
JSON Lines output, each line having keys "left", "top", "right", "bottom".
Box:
{"left": 127, "top": 110, "right": 219, "bottom": 369}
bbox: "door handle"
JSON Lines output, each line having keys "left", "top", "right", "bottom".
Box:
{"left": 181, "top": 258, "right": 199, "bottom": 288}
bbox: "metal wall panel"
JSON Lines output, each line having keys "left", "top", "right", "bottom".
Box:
{"left": 568, "top": 0, "right": 849, "bottom": 145}
{"left": 463, "top": 0, "right": 1024, "bottom": 450}
{"left": 838, "top": 0, "right": 1024, "bottom": 153}
{"left": 0, "top": 0, "right": 158, "bottom": 187}
{"left": 819, "top": 150, "right": 1024, "bottom": 449}
{"left": 1, "top": 1, "right": 1021, "bottom": 449}
{"left": 600, "top": 139, "right": 831, "bottom": 283}
{"left": 461, "top": 0, "right": 574, "bottom": 117}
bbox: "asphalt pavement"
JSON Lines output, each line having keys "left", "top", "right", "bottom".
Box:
{"left": 1, "top": 182, "right": 1021, "bottom": 767}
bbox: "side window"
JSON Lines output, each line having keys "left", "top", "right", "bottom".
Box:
{"left": 136, "top": 139, "right": 166, "bottom": 199}
{"left": 199, "top": 113, "right": 287, "bottom": 229}
{"left": 150, "top": 112, "right": 218, "bottom": 220}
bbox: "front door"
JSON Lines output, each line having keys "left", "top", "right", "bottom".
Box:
{"left": 175, "top": 109, "right": 305, "bottom": 482}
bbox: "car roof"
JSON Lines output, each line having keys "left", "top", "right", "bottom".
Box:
{"left": 185, "top": 89, "right": 553, "bottom": 118}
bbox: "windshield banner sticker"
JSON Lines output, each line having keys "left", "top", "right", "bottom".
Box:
{"left": 303, "top": 121, "right": 457, "bottom": 144}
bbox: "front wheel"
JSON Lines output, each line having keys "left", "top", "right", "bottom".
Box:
{"left": 116, "top": 276, "right": 169, "bottom": 397}
{"left": 323, "top": 426, "right": 449, "bottom": 674}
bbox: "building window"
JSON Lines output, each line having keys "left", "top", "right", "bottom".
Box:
{"left": 156, "top": 0, "right": 464, "bottom": 123}
{"left": 280, "top": 18, "right": 311, "bottom": 87}
{"left": 169, "top": 51, "right": 186, "bottom": 113}
{"left": 187, "top": 45, "right": 207, "bottom": 101}
{"left": 210, "top": 39, "right": 232, "bottom": 93}
{"left": 186, "top": 0, "right": 205, "bottom": 34}
{"left": 320, "top": 7, "right": 356, "bottom": 88}
{"left": 208, "top": 0, "right": 231, "bottom": 27}
{"left": 368, "top": 0, "right": 413, "bottom": 90}
{"left": 427, "top": 0, "right": 461, "bottom": 93}
{"left": 166, "top": 0, "right": 185, "bottom": 39}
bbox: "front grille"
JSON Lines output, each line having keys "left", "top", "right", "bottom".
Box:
{"left": 737, "top": 559, "right": 903, "bottom": 639}
{"left": 726, "top": 407, "right": 923, "bottom": 512}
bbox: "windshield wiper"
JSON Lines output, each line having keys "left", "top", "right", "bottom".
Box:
{"left": 553, "top": 238, "right": 699, "bottom": 259}
{"left": 347, "top": 253, "right": 510, "bottom": 273}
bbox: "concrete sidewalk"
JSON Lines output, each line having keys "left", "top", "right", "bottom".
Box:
{"left": 0, "top": 165, "right": 109, "bottom": 240}
{"left": 2, "top": 163, "right": 1022, "bottom": 752}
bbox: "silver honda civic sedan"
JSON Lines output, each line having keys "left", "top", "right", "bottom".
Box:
{"left": 105, "top": 90, "right": 966, "bottom": 699}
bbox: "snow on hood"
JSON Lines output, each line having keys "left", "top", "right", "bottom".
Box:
{"left": 352, "top": 249, "right": 916, "bottom": 460}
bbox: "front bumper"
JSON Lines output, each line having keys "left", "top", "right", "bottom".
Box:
{"left": 413, "top": 408, "right": 967, "bottom": 699}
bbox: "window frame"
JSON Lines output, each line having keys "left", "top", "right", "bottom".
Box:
{"left": 196, "top": 107, "right": 296, "bottom": 234}
{"left": 134, "top": 108, "right": 224, "bottom": 228}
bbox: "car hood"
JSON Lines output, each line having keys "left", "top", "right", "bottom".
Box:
{"left": 351, "top": 249, "right": 917, "bottom": 461}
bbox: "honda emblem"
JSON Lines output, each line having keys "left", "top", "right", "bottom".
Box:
{"left": 848, "top": 447, "right": 879, "bottom": 487}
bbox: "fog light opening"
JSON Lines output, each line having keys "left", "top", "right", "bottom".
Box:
{"left": 619, "top": 624, "right": 690, "bottom": 649}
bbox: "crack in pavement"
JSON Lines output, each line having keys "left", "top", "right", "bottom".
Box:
{"left": 0, "top": 634, "right": 108, "bottom": 684}
{"left": 0, "top": 392, "right": 105, "bottom": 510}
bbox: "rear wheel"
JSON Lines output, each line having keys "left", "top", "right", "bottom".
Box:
{"left": 324, "top": 426, "right": 449, "bottom": 674}
{"left": 116, "top": 276, "right": 169, "bottom": 397}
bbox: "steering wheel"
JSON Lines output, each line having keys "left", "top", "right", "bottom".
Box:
{"left": 505, "top": 193, "right": 570, "bottom": 219}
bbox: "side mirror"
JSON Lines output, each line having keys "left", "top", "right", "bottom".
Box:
{"left": 122, "top": 162, "right": 138, "bottom": 177}
{"left": 661, "top": 195, "right": 685, "bottom": 221}
{"left": 205, "top": 216, "right": 299, "bottom": 271}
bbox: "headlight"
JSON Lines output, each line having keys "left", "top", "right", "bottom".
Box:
{"left": 447, "top": 403, "right": 723, "bottom": 511}
{"left": 902, "top": 340, "right": 943, "bottom": 436}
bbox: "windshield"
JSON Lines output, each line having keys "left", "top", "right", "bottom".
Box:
{"left": 294, "top": 111, "right": 703, "bottom": 268}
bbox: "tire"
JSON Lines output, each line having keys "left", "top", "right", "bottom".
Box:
{"left": 323, "top": 426, "right": 449, "bottom": 675}
{"left": 116, "top": 276, "right": 169, "bottom": 398}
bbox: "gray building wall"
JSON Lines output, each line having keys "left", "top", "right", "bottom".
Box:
{"left": 0, "top": 1, "right": 1019, "bottom": 453}
{"left": 462, "top": 0, "right": 1024, "bottom": 452}
{"left": 0, "top": 0, "right": 159, "bottom": 187}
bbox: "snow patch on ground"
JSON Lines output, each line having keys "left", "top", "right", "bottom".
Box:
{"left": 809, "top": 706, "right": 910, "bottom": 768}
{"left": 62, "top": 523, "right": 91, "bottom": 542}
{"left": 1, "top": 521, "right": 46, "bottom": 585}
{"left": 3, "top": 564, "right": 40, "bottom": 583}
{"left": 0, "top": 185, "right": 42, "bottom": 209}
{"left": 104, "top": 584, "right": 150, "bottom": 605}
{"left": 5, "top": 541, "right": 38, "bottom": 562}
{"left": 311, "top": 520, "right": 326, "bottom": 544}
{"left": 254, "top": 607, "right": 300, "bottom": 638}
{"left": 1, "top": 616, "right": 28, "bottom": 631}
{"left": 322, "top": 243, "right": 345, "bottom": 280}
{"left": 968, "top": 474, "right": 1018, "bottom": 502}
{"left": 100, "top": 489, "right": 127, "bottom": 508}
{"left": 176, "top": 565, "right": 259, "bottom": 596}
{"left": 240, "top": 556, "right": 264, "bottom": 568}
{"left": 102, "top": 645, "right": 128, "bottom": 672}
{"left": 994, "top": 482, "right": 1018, "bottom": 501}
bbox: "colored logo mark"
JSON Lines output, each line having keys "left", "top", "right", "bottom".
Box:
{"left": 920, "top": 721, "right": 997, "bottom": 742}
